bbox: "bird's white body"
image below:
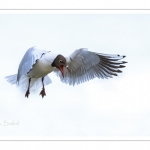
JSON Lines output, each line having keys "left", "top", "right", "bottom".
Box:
{"left": 27, "top": 52, "right": 57, "bottom": 78}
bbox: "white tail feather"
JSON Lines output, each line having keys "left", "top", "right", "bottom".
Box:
{"left": 5, "top": 74, "right": 17, "bottom": 85}
{"left": 5, "top": 74, "right": 52, "bottom": 91}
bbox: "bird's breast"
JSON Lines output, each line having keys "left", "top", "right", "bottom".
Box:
{"left": 27, "top": 58, "right": 54, "bottom": 78}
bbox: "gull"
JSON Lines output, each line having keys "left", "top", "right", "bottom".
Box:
{"left": 5, "top": 46, "right": 127, "bottom": 98}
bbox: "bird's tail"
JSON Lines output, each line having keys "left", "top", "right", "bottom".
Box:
{"left": 5, "top": 74, "right": 52, "bottom": 90}
{"left": 5, "top": 74, "right": 17, "bottom": 85}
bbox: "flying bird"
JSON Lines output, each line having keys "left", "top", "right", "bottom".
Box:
{"left": 5, "top": 47, "right": 127, "bottom": 98}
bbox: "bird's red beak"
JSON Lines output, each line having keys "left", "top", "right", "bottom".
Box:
{"left": 60, "top": 65, "right": 64, "bottom": 78}
{"left": 59, "top": 65, "right": 71, "bottom": 78}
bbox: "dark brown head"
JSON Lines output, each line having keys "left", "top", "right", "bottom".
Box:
{"left": 52, "top": 54, "right": 70, "bottom": 77}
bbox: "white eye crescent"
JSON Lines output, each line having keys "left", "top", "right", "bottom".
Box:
{"left": 59, "top": 60, "right": 63, "bottom": 63}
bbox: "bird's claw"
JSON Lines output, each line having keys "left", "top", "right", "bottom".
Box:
{"left": 25, "top": 90, "right": 30, "bottom": 98}
{"left": 40, "top": 88, "right": 46, "bottom": 98}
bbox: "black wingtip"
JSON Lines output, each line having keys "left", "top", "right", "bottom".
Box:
{"left": 117, "top": 70, "right": 122, "bottom": 73}
{"left": 122, "top": 61, "right": 128, "bottom": 64}
{"left": 123, "top": 55, "right": 126, "bottom": 58}
{"left": 113, "top": 73, "right": 118, "bottom": 76}
{"left": 119, "top": 65, "right": 126, "bottom": 68}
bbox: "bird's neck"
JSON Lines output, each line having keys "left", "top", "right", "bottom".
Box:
{"left": 42, "top": 52, "right": 58, "bottom": 65}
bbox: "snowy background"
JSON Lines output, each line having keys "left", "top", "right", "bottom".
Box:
{"left": 0, "top": 13, "right": 150, "bottom": 138}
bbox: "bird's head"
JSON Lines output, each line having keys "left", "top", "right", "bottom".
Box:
{"left": 52, "top": 54, "right": 71, "bottom": 77}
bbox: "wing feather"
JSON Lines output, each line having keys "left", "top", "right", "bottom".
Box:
{"left": 54, "top": 48, "right": 127, "bottom": 85}
{"left": 17, "top": 47, "right": 48, "bottom": 84}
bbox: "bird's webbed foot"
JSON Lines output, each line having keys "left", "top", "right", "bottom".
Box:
{"left": 25, "top": 89, "right": 30, "bottom": 98}
{"left": 40, "top": 88, "right": 46, "bottom": 98}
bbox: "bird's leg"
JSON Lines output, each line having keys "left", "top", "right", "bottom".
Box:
{"left": 40, "top": 77, "right": 46, "bottom": 98}
{"left": 25, "top": 78, "right": 31, "bottom": 98}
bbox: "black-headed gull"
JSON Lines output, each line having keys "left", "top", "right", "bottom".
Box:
{"left": 5, "top": 47, "right": 127, "bottom": 98}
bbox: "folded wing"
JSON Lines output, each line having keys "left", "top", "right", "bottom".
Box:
{"left": 17, "top": 47, "right": 48, "bottom": 84}
{"left": 54, "top": 48, "right": 127, "bottom": 86}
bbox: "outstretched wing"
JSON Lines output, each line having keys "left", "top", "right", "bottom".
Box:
{"left": 54, "top": 48, "right": 127, "bottom": 86}
{"left": 17, "top": 47, "right": 48, "bottom": 84}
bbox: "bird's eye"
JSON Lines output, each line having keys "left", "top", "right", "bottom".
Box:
{"left": 59, "top": 60, "right": 63, "bottom": 63}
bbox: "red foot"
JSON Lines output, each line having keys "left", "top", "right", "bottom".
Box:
{"left": 25, "top": 90, "right": 30, "bottom": 98}
{"left": 40, "top": 88, "right": 46, "bottom": 98}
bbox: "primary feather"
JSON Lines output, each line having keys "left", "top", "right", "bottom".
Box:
{"left": 54, "top": 48, "right": 127, "bottom": 85}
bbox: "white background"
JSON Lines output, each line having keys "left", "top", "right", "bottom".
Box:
{"left": 0, "top": 13, "right": 150, "bottom": 139}
{"left": 1, "top": 0, "right": 150, "bottom": 149}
